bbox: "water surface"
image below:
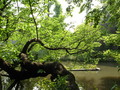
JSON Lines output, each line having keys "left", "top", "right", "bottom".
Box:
{"left": 72, "top": 62, "right": 120, "bottom": 90}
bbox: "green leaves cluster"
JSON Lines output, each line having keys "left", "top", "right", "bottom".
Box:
{"left": 66, "top": 0, "right": 120, "bottom": 62}
{"left": 1, "top": 0, "right": 120, "bottom": 65}
{"left": 71, "top": 24, "right": 101, "bottom": 63}
{"left": 37, "top": 76, "right": 69, "bottom": 90}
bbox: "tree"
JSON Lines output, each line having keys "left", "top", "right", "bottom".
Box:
{"left": 0, "top": 0, "right": 103, "bottom": 89}
{"left": 0, "top": 38, "right": 80, "bottom": 90}
{"left": 0, "top": 0, "right": 79, "bottom": 89}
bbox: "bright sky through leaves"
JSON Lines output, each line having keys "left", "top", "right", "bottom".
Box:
{"left": 12, "top": 0, "right": 102, "bottom": 32}
{"left": 58, "top": 0, "right": 103, "bottom": 32}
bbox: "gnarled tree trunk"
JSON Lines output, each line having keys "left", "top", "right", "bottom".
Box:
{"left": 0, "top": 38, "right": 79, "bottom": 90}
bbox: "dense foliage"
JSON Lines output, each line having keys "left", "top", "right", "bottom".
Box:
{"left": 84, "top": 0, "right": 120, "bottom": 62}
{"left": 0, "top": 0, "right": 102, "bottom": 63}
{"left": 65, "top": 0, "right": 120, "bottom": 62}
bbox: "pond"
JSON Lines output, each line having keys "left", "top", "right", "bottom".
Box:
{"left": 72, "top": 62, "right": 120, "bottom": 90}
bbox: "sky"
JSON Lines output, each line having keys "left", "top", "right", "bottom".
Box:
{"left": 58, "top": 0, "right": 102, "bottom": 32}
{"left": 58, "top": 0, "right": 86, "bottom": 24}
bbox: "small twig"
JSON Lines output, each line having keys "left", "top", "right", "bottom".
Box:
{"left": 57, "top": 31, "right": 68, "bottom": 46}
{"left": 7, "top": 80, "right": 18, "bottom": 90}
{"left": 0, "top": 0, "right": 12, "bottom": 11}
{"left": 15, "top": 81, "right": 20, "bottom": 90}
{"left": 28, "top": 0, "right": 38, "bottom": 39}
{"left": 0, "top": 73, "right": 9, "bottom": 77}
{"left": 17, "top": 0, "right": 19, "bottom": 13}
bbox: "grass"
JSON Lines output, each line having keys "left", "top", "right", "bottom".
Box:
{"left": 61, "top": 61, "right": 97, "bottom": 70}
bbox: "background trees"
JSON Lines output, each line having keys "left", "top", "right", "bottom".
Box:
{"left": 83, "top": 0, "right": 120, "bottom": 62}
{"left": 66, "top": 0, "right": 120, "bottom": 62}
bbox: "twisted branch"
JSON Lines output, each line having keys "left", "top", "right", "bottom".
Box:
{"left": 20, "top": 38, "right": 87, "bottom": 56}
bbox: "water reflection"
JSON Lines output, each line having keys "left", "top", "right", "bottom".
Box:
{"left": 78, "top": 77, "right": 97, "bottom": 90}
{"left": 72, "top": 63, "right": 120, "bottom": 90}
{"left": 99, "top": 77, "right": 120, "bottom": 90}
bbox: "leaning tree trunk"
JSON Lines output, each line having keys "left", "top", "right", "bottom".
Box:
{"left": 0, "top": 38, "right": 79, "bottom": 90}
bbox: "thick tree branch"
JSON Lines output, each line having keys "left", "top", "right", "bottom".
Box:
{"left": 0, "top": 56, "right": 79, "bottom": 90}
{"left": 19, "top": 53, "right": 79, "bottom": 90}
